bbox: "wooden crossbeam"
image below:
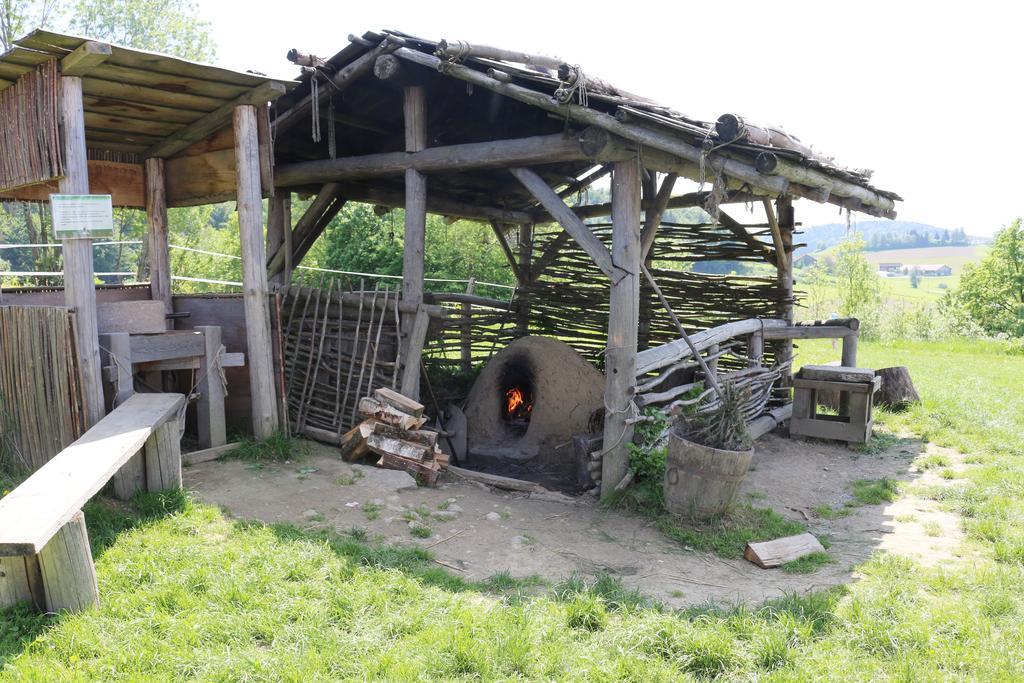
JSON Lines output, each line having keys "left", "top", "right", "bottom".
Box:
{"left": 275, "top": 133, "right": 595, "bottom": 187}
{"left": 510, "top": 167, "right": 618, "bottom": 280}
{"left": 60, "top": 41, "right": 111, "bottom": 76}
{"left": 762, "top": 199, "right": 789, "bottom": 272}
{"left": 144, "top": 82, "right": 287, "bottom": 159}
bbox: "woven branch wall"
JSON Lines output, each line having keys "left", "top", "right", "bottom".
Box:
{"left": 0, "top": 305, "right": 84, "bottom": 472}
{"left": 423, "top": 222, "right": 789, "bottom": 384}
{"left": 0, "top": 60, "right": 64, "bottom": 192}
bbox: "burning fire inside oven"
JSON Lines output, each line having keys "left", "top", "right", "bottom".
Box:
{"left": 504, "top": 385, "right": 533, "bottom": 421}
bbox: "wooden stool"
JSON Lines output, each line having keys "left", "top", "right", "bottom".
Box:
{"left": 790, "top": 365, "right": 880, "bottom": 444}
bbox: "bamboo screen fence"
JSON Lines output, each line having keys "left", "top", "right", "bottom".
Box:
{"left": 0, "top": 61, "right": 63, "bottom": 192}
{"left": 0, "top": 306, "right": 84, "bottom": 472}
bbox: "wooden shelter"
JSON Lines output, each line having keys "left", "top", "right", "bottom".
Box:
{"left": 267, "top": 30, "right": 900, "bottom": 494}
{"left": 0, "top": 31, "right": 294, "bottom": 437}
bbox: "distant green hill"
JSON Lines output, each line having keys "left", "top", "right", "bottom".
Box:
{"left": 795, "top": 220, "right": 985, "bottom": 256}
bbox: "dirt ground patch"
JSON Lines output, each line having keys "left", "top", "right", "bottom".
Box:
{"left": 185, "top": 433, "right": 967, "bottom": 608}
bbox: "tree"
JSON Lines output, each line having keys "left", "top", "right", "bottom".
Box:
{"left": 0, "top": 0, "right": 62, "bottom": 51}
{"left": 910, "top": 267, "right": 920, "bottom": 289}
{"left": 68, "top": 0, "right": 214, "bottom": 61}
{"left": 832, "top": 234, "right": 882, "bottom": 333}
{"left": 946, "top": 219, "right": 1024, "bottom": 336}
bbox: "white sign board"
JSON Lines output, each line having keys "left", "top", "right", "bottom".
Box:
{"left": 50, "top": 194, "right": 114, "bottom": 238}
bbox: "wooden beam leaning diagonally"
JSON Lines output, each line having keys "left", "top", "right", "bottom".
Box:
{"left": 60, "top": 41, "right": 111, "bottom": 76}
{"left": 267, "top": 183, "right": 343, "bottom": 278}
{"left": 639, "top": 172, "right": 677, "bottom": 260}
{"left": 509, "top": 167, "right": 618, "bottom": 281}
{"left": 717, "top": 208, "right": 778, "bottom": 268}
{"left": 488, "top": 220, "right": 524, "bottom": 284}
{"left": 762, "top": 199, "right": 789, "bottom": 273}
{"left": 144, "top": 82, "right": 288, "bottom": 159}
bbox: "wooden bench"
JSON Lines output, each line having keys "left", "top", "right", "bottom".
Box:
{"left": 0, "top": 393, "right": 184, "bottom": 614}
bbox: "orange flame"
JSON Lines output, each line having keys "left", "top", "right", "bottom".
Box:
{"left": 506, "top": 386, "right": 525, "bottom": 415}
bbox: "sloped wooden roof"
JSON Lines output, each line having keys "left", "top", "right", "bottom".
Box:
{"left": 272, "top": 29, "right": 899, "bottom": 219}
{"left": 0, "top": 30, "right": 295, "bottom": 158}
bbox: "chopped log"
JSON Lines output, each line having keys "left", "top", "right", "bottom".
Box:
{"left": 366, "top": 433, "right": 431, "bottom": 462}
{"left": 357, "top": 397, "right": 427, "bottom": 430}
{"left": 875, "top": 366, "right": 920, "bottom": 409}
{"left": 377, "top": 453, "right": 440, "bottom": 487}
{"left": 373, "top": 387, "right": 424, "bottom": 417}
{"left": 744, "top": 532, "right": 826, "bottom": 569}
{"left": 716, "top": 114, "right": 816, "bottom": 158}
{"left": 338, "top": 423, "right": 370, "bottom": 462}
{"left": 371, "top": 422, "right": 437, "bottom": 448}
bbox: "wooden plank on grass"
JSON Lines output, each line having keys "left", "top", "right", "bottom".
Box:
{"left": 744, "top": 533, "right": 825, "bottom": 568}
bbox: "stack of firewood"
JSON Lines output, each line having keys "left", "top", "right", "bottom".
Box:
{"left": 339, "top": 387, "right": 449, "bottom": 486}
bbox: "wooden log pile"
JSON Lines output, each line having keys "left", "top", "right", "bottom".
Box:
{"left": 339, "top": 387, "right": 449, "bottom": 486}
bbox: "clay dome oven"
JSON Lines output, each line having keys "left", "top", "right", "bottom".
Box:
{"left": 463, "top": 336, "right": 605, "bottom": 491}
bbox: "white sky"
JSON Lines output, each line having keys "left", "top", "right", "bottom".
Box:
{"left": 199, "top": 0, "right": 1023, "bottom": 235}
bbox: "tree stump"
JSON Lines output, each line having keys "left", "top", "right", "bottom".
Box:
{"left": 875, "top": 366, "right": 920, "bottom": 409}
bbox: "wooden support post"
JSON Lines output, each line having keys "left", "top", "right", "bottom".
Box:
{"left": 0, "top": 555, "right": 44, "bottom": 610}
{"left": 399, "top": 305, "right": 431, "bottom": 397}
{"left": 402, "top": 86, "right": 427, "bottom": 400}
{"left": 145, "top": 157, "right": 172, "bottom": 329}
{"left": 749, "top": 331, "right": 764, "bottom": 367}
{"left": 460, "top": 278, "right": 475, "bottom": 373}
{"left": 196, "top": 326, "right": 227, "bottom": 448}
{"left": 37, "top": 511, "right": 98, "bottom": 613}
{"left": 600, "top": 158, "right": 641, "bottom": 498}
{"left": 104, "top": 333, "right": 145, "bottom": 500}
{"left": 517, "top": 223, "right": 533, "bottom": 337}
{"left": 144, "top": 420, "right": 182, "bottom": 492}
{"left": 707, "top": 342, "right": 720, "bottom": 378}
{"left": 776, "top": 196, "right": 795, "bottom": 386}
{"left": 234, "top": 104, "right": 279, "bottom": 437}
{"left": 841, "top": 334, "right": 858, "bottom": 367}
{"left": 267, "top": 193, "right": 291, "bottom": 285}
{"left": 59, "top": 75, "right": 104, "bottom": 428}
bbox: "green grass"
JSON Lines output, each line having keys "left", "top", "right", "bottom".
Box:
{"left": 2, "top": 338, "right": 1024, "bottom": 679}
{"left": 849, "top": 478, "right": 901, "bottom": 506}
{"left": 223, "top": 431, "right": 311, "bottom": 463}
{"left": 657, "top": 505, "right": 807, "bottom": 559}
{"left": 781, "top": 552, "right": 834, "bottom": 574}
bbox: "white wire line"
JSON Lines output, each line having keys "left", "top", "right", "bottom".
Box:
{"left": 1, "top": 271, "right": 136, "bottom": 277}
{"left": 0, "top": 240, "right": 143, "bottom": 249}
{"left": 1, "top": 242, "right": 515, "bottom": 292}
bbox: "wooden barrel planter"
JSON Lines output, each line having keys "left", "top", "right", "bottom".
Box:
{"left": 664, "top": 428, "right": 753, "bottom": 518}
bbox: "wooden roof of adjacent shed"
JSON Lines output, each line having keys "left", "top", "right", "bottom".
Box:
{"left": 0, "top": 30, "right": 295, "bottom": 158}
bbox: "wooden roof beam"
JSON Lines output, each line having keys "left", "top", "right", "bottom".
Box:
{"left": 144, "top": 81, "right": 287, "bottom": 159}
{"left": 274, "top": 132, "right": 628, "bottom": 187}
{"left": 510, "top": 166, "right": 618, "bottom": 280}
{"left": 59, "top": 41, "right": 111, "bottom": 76}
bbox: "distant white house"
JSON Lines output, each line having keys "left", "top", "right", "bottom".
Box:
{"left": 877, "top": 262, "right": 902, "bottom": 273}
{"left": 909, "top": 264, "right": 953, "bottom": 277}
